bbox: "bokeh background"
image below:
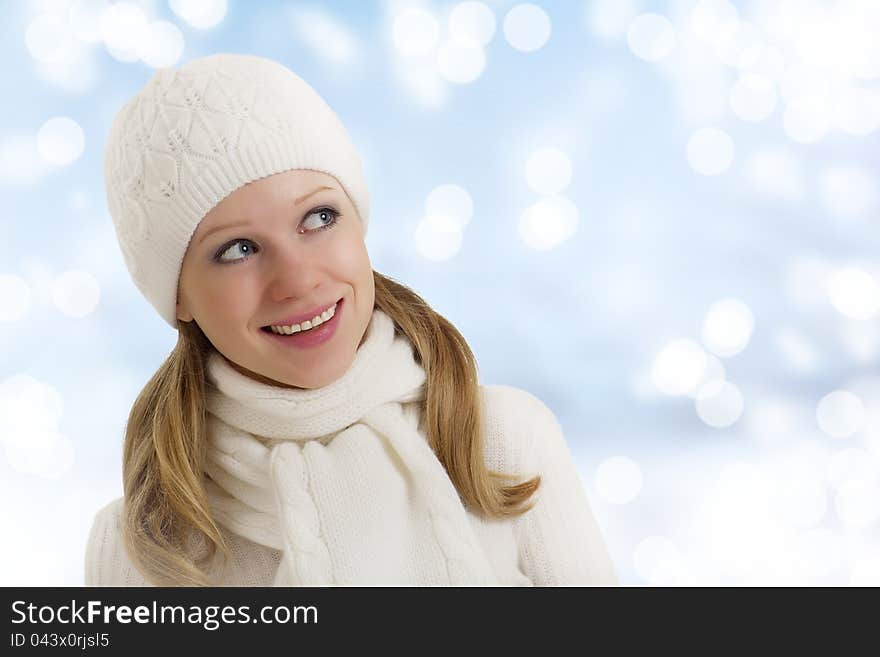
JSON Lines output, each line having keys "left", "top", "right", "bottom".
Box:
{"left": 2, "top": 0, "right": 879, "bottom": 586}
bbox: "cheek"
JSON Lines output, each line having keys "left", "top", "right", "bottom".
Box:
{"left": 337, "top": 233, "right": 371, "bottom": 276}
{"left": 355, "top": 248, "right": 375, "bottom": 308}
{"left": 201, "top": 278, "right": 256, "bottom": 319}
{"left": 333, "top": 237, "right": 373, "bottom": 307}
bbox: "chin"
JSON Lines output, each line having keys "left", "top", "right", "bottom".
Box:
{"left": 281, "top": 359, "right": 352, "bottom": 390}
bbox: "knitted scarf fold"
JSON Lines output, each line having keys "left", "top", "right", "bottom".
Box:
{"left": 202, "top": 307, "right": 499, "bottom": 586}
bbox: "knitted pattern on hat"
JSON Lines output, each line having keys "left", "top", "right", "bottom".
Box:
{"left": 103, "top": 53, "right": 370, "bottom": 329}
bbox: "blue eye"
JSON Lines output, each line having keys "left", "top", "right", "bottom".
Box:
{"left": 215, "top": 239, "right": 256, "bottom": 264}
{"left": 213, "top": 206, "right": 341, "bottom": 264}
{"left": 302, "top": 207, "right": 340, "bottom": 231}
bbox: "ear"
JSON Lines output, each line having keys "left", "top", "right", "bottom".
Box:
{"left": 176, "top": 297, "right": 193, "bottom": 323}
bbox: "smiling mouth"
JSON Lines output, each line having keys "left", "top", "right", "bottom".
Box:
{"left": 259, "top": 298, "right": 343, "bottom": 335}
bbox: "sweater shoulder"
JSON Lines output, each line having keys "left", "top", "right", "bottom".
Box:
{"left": 84, "top": 497, "right": 150, "bottom": 586}
{"left": 478, "top": 384, "right": 560, "bottom": 475}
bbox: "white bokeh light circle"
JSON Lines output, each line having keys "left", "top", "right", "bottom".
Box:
{"left": 524, "top": 147, "right": 572, "bottom": 195}
{"left": 169, "top": 0, "right": 227, "bottom": 30}
{"left": 51, "top": 270, "right": 101, "bottom": 318}
{"left": 517, "top": 195, "right": 579, "bottom": 251}
{"left": 34, "top": 39, "right": 99, "bottom": 94}
{"left": 627, "top": 13, "right": 676, "bottom": 62}
{"left": 37, "top": 117, "right": 85, "bottom": 167}
{"left": 715, "top": 19, "right": 763, "bottom": 68}
{"left": 817, "top": 390, "right": 866, "bottom": 439}
{"left": 691, "top": 0, "right": 739, "bottom": 43}
{"left": 687, "top": 354, "right": 726, "bottom": 400}
{"left": 687, "top": 127, "right": 734, "bottom": 176}
{"left": 826, "top": 267, "right": 880, "bottom": 320}
{"left": 595, "top": 456, "right": 643, "bottom": 504}
{"left": 0, "top": 374, "right": 65, "bottom": 441}
{"left": 25, "top": 12, "right": 75, "bottom": 63}
{"left": 790, "top": 5, "right": 875, "bottom": 79}
{"left": 702, "top": 298, "right": 755, "bottom": 358}
{"left": 503, "top": 3, "right": 551, "bottom": 53}
{"left": 741, "top": 43, "right": 786, "bottom": 83}
{"left": 425, "top": 184, "right": 473, "bottom": 229}
{"left": 5, "top": 430, "right": 75, "bottom": 479}
{"left": 729, "top": 74, "right": 777, "bottom": 122}
{"left": 783, "top": 97, "right": 830, "bottom": 144}
{"left": 652, "top": 338, "right": 708, "bottom": 396}
{"left": 392, "top": 9, "right": 440, "bottom": 57}
{"left": 415, "top": 214, "right": 463, "bottom": 262}
{"left": 0, "top": 275, "right": 33, "bottom": 323}
{"left": 138, "top": 20, "right": 185, "bottom": 68}
{"left": 835, "top": 479, "right": 880, "bottom": 528}
{"left": 436, "top": 39, "right": 485, "bottom": 84}
{"left": 845, "top": 375, "right": 880, "bottom": 431}
{"left": 100, "top": 1, "right": 149, "bottom": 62}
{"left": 448, "top": 1, "right": 496, "bottom": 47}
{"left": 696, "top": 382, "right": 744, "bottom": 428}
{"left": 69, "top": 0, "right": 110, "bottom": 44}
{"left": 819, "top": 166, "right": 877, "bottom": 218}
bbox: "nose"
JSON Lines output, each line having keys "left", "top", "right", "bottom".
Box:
{"left": 266, "top": 242, "right": 323, "bottom": 302}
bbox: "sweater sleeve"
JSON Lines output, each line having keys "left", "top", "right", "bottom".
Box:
{"left": 84, "top": 498, "right": 150, "bottom": 587}
{"left": 482, "top": 385, "right": 618, "bottom": 586}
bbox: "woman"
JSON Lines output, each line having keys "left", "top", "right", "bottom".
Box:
{"left": 86, "top": 53, "right": 617, "bottom": 587}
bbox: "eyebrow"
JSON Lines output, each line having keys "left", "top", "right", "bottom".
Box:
{"left": 198, "top": 185, "right": 336, "bottom": 245}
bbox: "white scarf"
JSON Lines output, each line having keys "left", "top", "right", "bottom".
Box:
{"left": 202, "top": 307, "right": 500, "bottom": 586}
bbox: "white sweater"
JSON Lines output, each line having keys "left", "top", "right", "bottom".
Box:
{"left": 85, "top": 310, "right": 618, "bottom": 586}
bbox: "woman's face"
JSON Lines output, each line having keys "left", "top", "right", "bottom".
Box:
{"left": 176, "top": 169, "right": 375, "bottom": 389}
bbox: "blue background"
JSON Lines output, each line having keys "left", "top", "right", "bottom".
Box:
{"left": 2, "top": 0, "right": 879, "bottom": 585}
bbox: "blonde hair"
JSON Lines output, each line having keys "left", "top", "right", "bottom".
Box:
{"left": 121, "top": 271, "right": 541, "bottom": 586}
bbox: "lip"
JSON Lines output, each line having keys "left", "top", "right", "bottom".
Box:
{"left": 264, "top": 298, "right": 343, "bottom": 328}
{"left": 260, "top": 298, "right": 344, "bottom": 350}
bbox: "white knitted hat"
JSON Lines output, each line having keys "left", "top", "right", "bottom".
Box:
{"left": 103, "top": 53, "right": 370, "bottom": 329}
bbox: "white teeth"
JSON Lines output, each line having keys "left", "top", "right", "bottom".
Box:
{"left": 268, "top": 302, "right": 337, "bottom": 335}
